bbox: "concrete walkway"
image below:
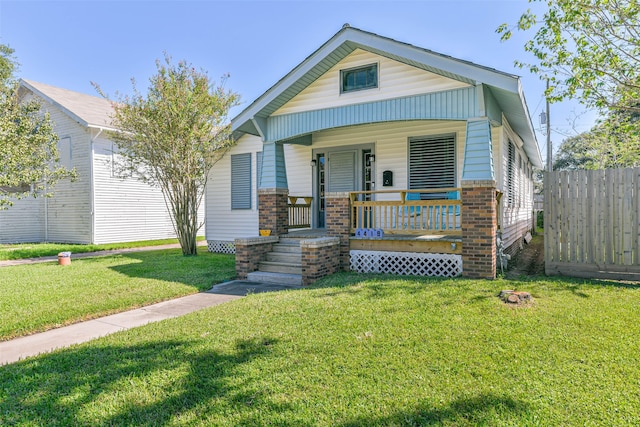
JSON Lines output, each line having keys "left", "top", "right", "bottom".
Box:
{"left": 0, "top": 280, "right": 301, "bottom": 365}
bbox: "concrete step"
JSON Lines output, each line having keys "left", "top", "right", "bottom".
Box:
{"left": 272, "top": 243, "right": 302, "bottom": 254}
{"left": 247, "top": 271, "right": 302, "bottom": 286}
{"left": 265, "top": 252, "right": 302, "bottom": 264}
{"left": 258, "top": 261, "right": 302, "bottom": 275}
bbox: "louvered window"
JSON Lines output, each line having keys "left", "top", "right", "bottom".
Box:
{"left": 507, "top": 141, "right": 515, "bottom": 206}
{"left": 256, "top": 151, "right": 262, "bottom": 208}
{"left": 408, "top": 134, "right": 455, "bottom": 197}
{"left": 231, "top": 153, "right": 251, "bottom": 209}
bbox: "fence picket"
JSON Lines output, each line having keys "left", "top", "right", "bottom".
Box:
{"left": 545, "top": 167, "right": 640, "bottom": 280}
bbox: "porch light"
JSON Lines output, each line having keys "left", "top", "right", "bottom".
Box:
{"left": 369, "top": 154, "right": 376, "bottom": 163}
{"left": 310, "top": 159, "right": 317, "bottom": 167}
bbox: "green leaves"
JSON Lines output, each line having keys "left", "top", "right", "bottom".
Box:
{"left": 98, "top": 54, "right": 239, "bottom": 255}
{"left": 0, "top": 63, "right": 77, "bottom": 208}
{"left": 499, "top": 0, "right": 640, "bottom": 121}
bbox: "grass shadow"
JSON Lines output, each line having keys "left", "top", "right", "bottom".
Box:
{"left": 106, "top": 249, "right": 235, "bottom": 291}
{"left": 339, "top": 393, "right": 531, "bottom": 426}
{"left": 0, "top": 335, "right": 285, "bottom": 426}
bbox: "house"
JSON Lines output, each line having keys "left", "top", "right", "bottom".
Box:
{"left": 0, "top": 80, "right": 202, "bottom": 244}
{"left": 205, "top": 25, "right": 542, "bottom": 284}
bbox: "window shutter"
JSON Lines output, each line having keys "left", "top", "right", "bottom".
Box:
{"left": 408, "top": 134, "right": 455, "bottom": 196}
{"left": 231, "top": 153, "right": 251, "bottom": 209}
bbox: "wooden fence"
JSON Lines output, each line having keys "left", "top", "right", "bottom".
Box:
{"left": 545, "top": 168, "right": 640, "bottom": 281}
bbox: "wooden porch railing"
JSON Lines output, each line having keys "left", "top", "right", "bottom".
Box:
{"left": 288, "top": 196, "right": 312, "bottom": 229}
{"left": 350, "top": 188, "right": 462, "bottom": 235}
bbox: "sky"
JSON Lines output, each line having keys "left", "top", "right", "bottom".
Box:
{"left": 0, "top": 0, "right": 598, "bottom": 159}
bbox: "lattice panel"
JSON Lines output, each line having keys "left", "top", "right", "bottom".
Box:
{"left": 207, "top": 240, "right": 236, "bottom": 254}
{"left": 350, "top": 250, "right": 462, "bottom": 277}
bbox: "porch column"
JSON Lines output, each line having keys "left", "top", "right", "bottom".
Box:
{"left": 258, "top": 142, "right": 289, "bottom": 236}
{"left": 461, "top": 180, "right": 497, "bottom": 279}
{"left": 461, "top": 118, "right": 497, "bottom": 279}
{"left": 325, "top": 192, "right": 351, "bottom": 271}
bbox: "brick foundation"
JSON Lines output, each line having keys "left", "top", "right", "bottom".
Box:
{"left": 325, "top": 192, "right": 351, "bottom": 271}
{"left": 234, "top": 236, "right": 278, "bottom": 279}
{"left": 258, "top": 188, "right": 289, "bottom": 236}
{"left": 461, "top": 180, "right": 497, "bottom": 279}
{"left": 301, "top": 237, "right": 341, "bottom": 286}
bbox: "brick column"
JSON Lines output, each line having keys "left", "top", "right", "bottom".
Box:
{"left": 234, "top": 236, "right": 278, "bottom": 279}
{"left": 258, "top": 188, "right": 289, "bottom": 236}
{"left": 325, "top": 192, "right": 351, "bottom": 271}
{"left": 301, "top": 237, "right": 340, "bottom": 286}
{"left": 461, "top": 180, "right": 497, "bottom": 279}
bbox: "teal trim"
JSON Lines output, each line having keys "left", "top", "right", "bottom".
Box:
{"left": 462, "top": 118, "right": 494, "bottom": 181}
{"left": 280, "top": 134, "right": 312, "bottom": 146}
{"left": 482, "top": 85, "right": 502, "bottom": 126}
{"left": 259, "top": 142, "right": 288, "bottom": 189}
{"left": 267, "top": 87, "right": 477, "bottom": 142}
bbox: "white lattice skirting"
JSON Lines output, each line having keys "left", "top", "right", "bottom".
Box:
{"left": 350, "top": 250, "right": 462, "bottom": 277}
{"left": 207, "top": 240, "right": 236, "bottom": 254}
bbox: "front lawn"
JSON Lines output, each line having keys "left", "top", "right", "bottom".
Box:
{"left": 0, "top": 237, "right": 206, "bottom": 261}
{"left": 1, "top": 273, "right": 638, "bottom": 425}
{"left": 0, "top": 248, "right": 234, "bottom": 340}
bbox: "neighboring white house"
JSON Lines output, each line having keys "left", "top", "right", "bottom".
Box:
{"left": 0, "top": 80, "right": 203, "bottom": 244}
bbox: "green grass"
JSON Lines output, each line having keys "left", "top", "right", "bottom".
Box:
{"left": 0, "top": 236, "right": 206, "bottom": 261}
{"left": 1, "top": 273, "right": 639, "bottom": 426}
{"left": 0, "top": 248, "right": 234, "bottom": 340}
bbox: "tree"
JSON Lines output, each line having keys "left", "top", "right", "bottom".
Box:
{"left": 497, "top": 0, "right": 640, "bottom": 118}
{"left": 0, "top": 44, "right": 75, "bottom": 208}
{"left": 97, "top": 55, "right": 238, "bottom": 256}
{"left": 552, "top": 109, "right": 640, "bottom": 170}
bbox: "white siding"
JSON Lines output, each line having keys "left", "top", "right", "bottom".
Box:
{"left": 42, "top": 106, "right": 93, "bottom": 244}
{"left": 0, "top": 197, "right": 45, "bottom": 243}
{"left": 92, "top": 136, "right": 202, "bottom": 244}
{"left": 273, "top": 49, "right": 470, "bottom": 116}
{"left": 205, "top": 134, "right": 263, "bottom": 241}
{"left": 500, "top": 118, "right": 534, "bottom": 250}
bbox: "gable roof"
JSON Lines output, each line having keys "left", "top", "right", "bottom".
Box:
{"left": 19, "top": 79, "right": 116, "bottom": 131}
{"left": 233, "top": 25, "right": 542, "bottom": 168}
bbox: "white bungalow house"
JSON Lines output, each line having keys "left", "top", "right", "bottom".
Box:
{"left": 206, "top": 25, "right": 542, "bottom": 284}
{"left": 0, "top": 80, "right": 202, "bottom": 244}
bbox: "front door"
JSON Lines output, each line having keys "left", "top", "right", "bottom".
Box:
{"left": 313, "top": 145, "right": 374, "bottom": 228}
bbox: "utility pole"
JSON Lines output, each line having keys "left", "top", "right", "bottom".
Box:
{"left": 546, "top": 79, "right": 552, "bottom": 171}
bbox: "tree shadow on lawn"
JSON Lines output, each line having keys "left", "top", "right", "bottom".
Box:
{"left": 0, "top": 335, "right": 291, "bottom": 426}
{"left": 106, "top": 249, "right": 235, "bottom": 292}
{"left": 339, "top": 393, "right": 531, "bottom": 426}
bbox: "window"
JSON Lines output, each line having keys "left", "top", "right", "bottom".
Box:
{"left": 408, "top": 134, "right": 456, "bottom": 197}
{"left": 341, "top": 63, "right": 378, "bottom": 93}
{"left": 256, "top": 151, "right": 262, "bottom": 208}
{"left": 231, "top": 153, "right": 251, "bottom": 209}
{"left": 507, "top": 140, "right": 515, "bottom": 206}
{"left": 58, "top": 137, "right": 72, "bottom": 169}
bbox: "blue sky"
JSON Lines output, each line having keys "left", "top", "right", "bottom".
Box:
{"left": 0, "top": 0, "right": 598, "bottom": 157}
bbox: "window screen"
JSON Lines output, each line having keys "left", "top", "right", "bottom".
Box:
{"left": 231, "top": 153, "right": 251, "bottom": 209}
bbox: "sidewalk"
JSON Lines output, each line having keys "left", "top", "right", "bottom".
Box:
{"left": 0, "top": 241, "right": 207, "bottom": 268}
{"left": 0, "top": 280, "right": 301, "bottom": 365}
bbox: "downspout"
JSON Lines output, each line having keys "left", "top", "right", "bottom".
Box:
{"left": 89, "top": 127, "right": 103, "bottom": 244}
{"left": 44, "top": 180, "right": 48, "bottom": 242}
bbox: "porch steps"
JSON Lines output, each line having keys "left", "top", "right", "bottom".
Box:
{"left": 248, "top": 237, "right": 303, "bottom": 286}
